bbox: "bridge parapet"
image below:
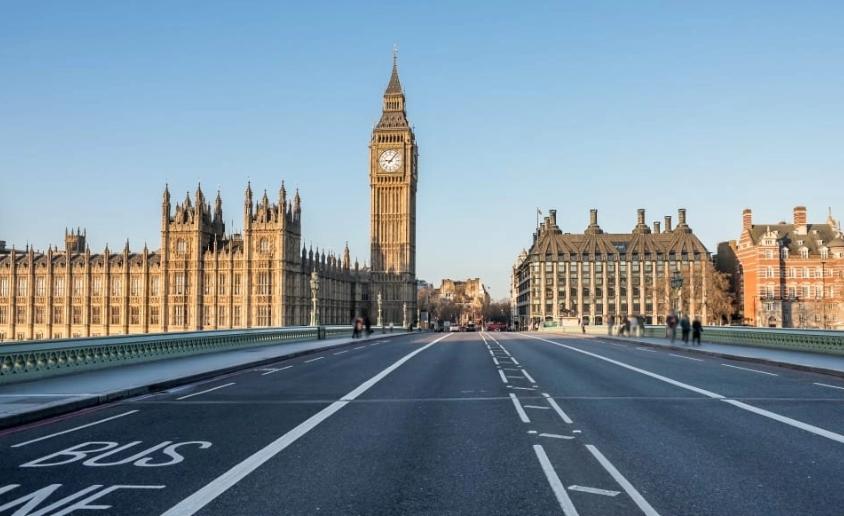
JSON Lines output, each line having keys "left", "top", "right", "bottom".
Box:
{"left": 0, "top": 326, "right": 350, "bottom": 385}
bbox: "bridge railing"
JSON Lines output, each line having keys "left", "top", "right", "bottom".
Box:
{"left": 0, "top": 325, "right": 351, "bottom": 385}
{"left": 539, "top": 323, "right": 844, "bottom": 355}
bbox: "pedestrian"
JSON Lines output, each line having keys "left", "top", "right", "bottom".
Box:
{"left": 352, "top": 316, "right": 361, "bottom": 339}
{"left": 692, "top": 318, "right": 703, "bottom": 346}
{"left": 580, "top": 318, "right": 586, "bottom": 334}
{"left": 363, "top": 313, "right": 372, "bottom": 337}
{"left": 623, "top": 317, "right": 631, "bottom": 337}
{"left": 608, "top": 315, "right": 615, "bottom": 336}
{"left": 637, "top": 316, "right": 645, "bottom": 337}
{"left": 666, "top": 311, "right": 678, "bottom": 343}
{"left": 680, "top": 314, "right": 691, "bottom": 345}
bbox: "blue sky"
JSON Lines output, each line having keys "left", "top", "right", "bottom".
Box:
{"left": 1, "top": 1, "right": 843, "bottom": 298}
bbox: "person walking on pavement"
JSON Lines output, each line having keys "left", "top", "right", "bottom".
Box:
{"left": 680, "top": 314, "right": 691, "bottom": 345}
{"left": 608, "top": 315, "right": 615, "bottom": 336}
{"left": 352, "top": 316, "right": 361, "bottom": 339}
{"left": 363, "top": 313, "right": 372, "bottom": 337}
{"left": 580, "top": 318, "right": 587, "bottom": 334}
{"left": 692, "top": 317, "right": 703, "bottom": 346}
{"left": 666, "top": 311, "right": 678, "bottom": 343}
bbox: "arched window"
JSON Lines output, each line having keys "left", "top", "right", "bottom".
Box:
{"left": 259, "top": 238, "right": 270, "bottom": 253}
{"left": 176, "top": 239, "right": 186, "bottom": 255}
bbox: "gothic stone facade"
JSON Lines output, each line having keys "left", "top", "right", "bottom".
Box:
{"left": 0, "top": 57, "right": 419, "bottom": 341}
{"left": 0, "top": 184, "right": 369, "bottom": 342}
{"left": 431, "top": 278, "right": 490, "bottom": 326}
{"left": 513, "top": 208, "right": 710, "bottom": 328}
{"left": 733, "top": 206, "right": 844, "bottom": 328}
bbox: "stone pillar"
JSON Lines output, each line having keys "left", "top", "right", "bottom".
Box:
{"left": 309, "top": 271, "right": 319, "bottom": 326}
{"left": 376, "top": 291, "right": 383, "bottom": 328}
{"left": 576, "top": 262, "right": 583, "bottom": 321}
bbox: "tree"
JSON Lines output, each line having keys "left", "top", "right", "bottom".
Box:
{"left": 483, "top": 300, "right": 511, "bottom": 324}
{"left": 705, "top": 264, "right": 735, "bottom": 325}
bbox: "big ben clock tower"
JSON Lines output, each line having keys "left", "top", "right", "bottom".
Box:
{"left": 370, "top": 51, "right": 417, "bottom": 327}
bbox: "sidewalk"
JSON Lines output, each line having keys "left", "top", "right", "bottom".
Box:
{"left": 590, "top": 332, "right": 844, "bottom": 377}
{"left": 0, "top": 331, "right": 407, "bottom": 430}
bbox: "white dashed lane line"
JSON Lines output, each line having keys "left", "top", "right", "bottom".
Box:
{"left": 636, "top": 347, "right": 657, "bottom": 353}
{"left": 177, "top": 382, "right": 236, "bottom": 400}
{"left": 334, "top": 350, "right": 348, "bottom": 355}
{"left": 509, "top": 393, "right": 531, "bottom": 423}
{"left": 304, "top": 356, "right": 325, "bottom": 363}
{"left": 815, "top": 382, "right": 844, "bottom": 391}
{"left": 721, "top": 363, "right": 778, "bottom": 376}
{"left": 669, "top": 353, "right": 703, "bottom": 362}
{"left": 542, "top": 392, "right": 574, "bottom": 424}
{"left": 261, "top": 365, "right": 293, "bottom": 376}
{"left": 498, "top": 370, "right": 509, "bottom": 384}
{"left": 11, "top": 410, "right": 140, "bottom": 448}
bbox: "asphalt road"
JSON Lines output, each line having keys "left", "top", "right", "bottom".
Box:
{"left": 2, "top": 331, "right": 844, "bottom": 515}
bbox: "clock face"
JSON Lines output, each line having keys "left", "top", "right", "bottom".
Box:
{"left": 378, "top": 149, "right": 402, "bottom": 172}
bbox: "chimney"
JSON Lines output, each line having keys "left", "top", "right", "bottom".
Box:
{"left": 653, "top": 221, "right": 661, "bottom": 234}
{"left": 678, "top": 208, "right": 687, "bottom": 226}
{"left": 549, "top": 209, "right": 557, "bottom": 227}
{"left": 664, "top": 215, "right": 673, "bottom": 232}
{"left": 637, "top": 209, "right": 646, "bottom": 225}
{"left": 590, "top": 209, "right": 598, "bottom": 226}
{"left": 793, "top": 206, "right": 807, "bottom": 226}
{"left": 742, "top": 208, "right": 752, "bottom": 231}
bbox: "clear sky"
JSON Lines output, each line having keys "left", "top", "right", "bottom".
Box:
{"left": 1, "top": 1, "right": 843, "bottom": 299}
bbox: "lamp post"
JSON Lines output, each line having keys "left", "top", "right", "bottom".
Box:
{"left": 376, "top": 291, "right": 383, "bottom": 329}
{"left": 670, "top": 271, "right": 684, "bottom": 315}
{"left": 309, "top": 271, "right": 320, "bottom": 327}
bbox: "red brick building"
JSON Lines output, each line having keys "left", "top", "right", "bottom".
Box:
{"left": 735, "top": 206, "right": 844, "bottom": 328}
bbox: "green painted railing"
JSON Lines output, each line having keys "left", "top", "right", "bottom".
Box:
{"left": 0, "top": 325, "right": 351, "bottom": 384}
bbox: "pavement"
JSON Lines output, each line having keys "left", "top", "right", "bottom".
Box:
{"left": 1, "top": 331, "right": 843, "bottom": 515}
{"left": 0, "top": 330, "right": 406, "bottom": 429}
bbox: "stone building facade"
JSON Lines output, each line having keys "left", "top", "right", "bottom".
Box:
{"left": 513, "top": 208, "right": 711, "bottom": 329}
{"left": 731, "top": 206, "right": 844, "bottom": 328}
{"left": 430, "top": 278, "right": 490, "bottom": 325}
{"left": 0, "top": 55, "right": 418, "bottom": 342}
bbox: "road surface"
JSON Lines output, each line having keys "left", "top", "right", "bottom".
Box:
{"left": 2, "top": 331, "right": 844, "bottom": 515}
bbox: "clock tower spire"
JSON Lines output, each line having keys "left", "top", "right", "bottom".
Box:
{"left": 369, "top": 50, "right": 418, "bottom": 328}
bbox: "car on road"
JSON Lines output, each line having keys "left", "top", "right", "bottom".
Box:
{"left": 448, "top": 324, "right": 461, "bottom": 332}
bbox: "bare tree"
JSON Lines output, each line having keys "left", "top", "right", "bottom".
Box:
{"left": 483, "top": 300, "right": 511, "bottom": 324}
{"left": 705, "top": 263, "right": 735, "bottom": 325}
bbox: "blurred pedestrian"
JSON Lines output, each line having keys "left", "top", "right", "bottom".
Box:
{"left": 364, "top": 313, "right": 372, "bottom": 337}
{"left": 666, "top": 311, "right": 678, "bottom": 343}
{"left": 680, "top": 314, "right": 691, "bottom": 345}
{"left": 352, "top": 316, "right": 361, "bottom": 339}
{"left": 692, "top": 318, "right": 703, "bottom": 346}
{"left": 608, "top": 315, "right": 615, "bottom": 336}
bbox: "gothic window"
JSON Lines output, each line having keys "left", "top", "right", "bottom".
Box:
{"left": 203, "top": 306, "right": 212, "bottom": 326}
{"left": 92, "top": 277, "right": 102, "bottom": 296}
{"left": 35, "top": 277, "right": 45, "bottom": 297}
{"left": 0, "top": 306, "right": 6, "bottom": 324}
{"left": 149, "top": 306, "right": 160, "bottom": 325}
{"left": 111, "top": 278, "right": 122, "bottom": 297}
{"left": 110, "top": 306, "right": 120, "bottom": 325}
{"left": 15, "top": 307, "right": 26, "bottom": 324}
{"left": 91, "top": 306, "right": 101, "bottom": 325}
{"left": 218, "top": 309, "right": 226, "bottom": 327}
{"left": 130, "top": 277, "right": 140, "bottom": 296}
{"left": 257, "top": 305, "right": 271, "bottom": 326}
{"left": 176, "top": 239, "right": 187, "bottom": 255}
{"left": 72, "top": 306, "right": 82, "bottom": 325}
{"left": 218, "top": 273, "right": 226, "bottom": 295}
{"left": 259, "top": 238, "right": 270, "bottom": 254}
{"left": 174, "top": 274, "right": 186, "bottom": 295}
{"left": 53, "top": 306, "right": 63, "bottom": 324}
{"left": 150, "top": 276, "right": 160, "bottom": 296}
{"left": 0, "top": 278, "right": 7, "bottom": 297}
{"left": 233, "top": 274, "right": 241, "bottom": 295}
{"left": 72, "top": 277, "right": 83, "bottom": 296}
{"left": 257, "top": 272, "right": 271, "bottom": 295}
{"left": 54, "top": 277, "right": 65, "bottom": 297}
{"left": 173, "top": 305, "right": 185, "bottom": 326}
{"left": 233, "top": 306, "right": 241, "bottom": 326}
{"left": 35, "top": 306, "right": 45, "bottom": 324}
{"left": 130, "top": 306, "right": 140, "bottom": 325}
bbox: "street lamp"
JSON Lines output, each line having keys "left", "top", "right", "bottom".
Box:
{"left": 670, "top": 271, "right": 683, "bottom": 314}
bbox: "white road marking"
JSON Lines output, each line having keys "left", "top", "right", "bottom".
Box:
{"left": 669, "top": 353, "right": 703, "bottom": 362}
{"left": 539, "top": 433, "right": 575, "bottom": 440}
{"left": 721, "top": 364, "right": 778, "bottom": 376}
{"left": 586, "top": 444, "right": 660, "bottom": 515}
{"left": 524, "top": 405, "right": 551, "bottom": 410}
{"left": 525, "top": 333, "right": 844, "bottom": 446}
{"left": 568, "top": 485, "right": 621, "bottom": 497}
{"left": 636, "top": 347, "right": 656, "bottom": 353}
{"left": 533, "top": 444, "right": 580, "bottom": 516}
{"left": 509, "top": 356, "right": 520, "bottom": 365}
{"left": 542, "top": 392, "right": 573, "bottom": 424}
{"left": 353, "top": 346, "right": 366, "bottom": 350}
{"left": 815, "top": 382, "right": 844, "bottom": 391}
{"left": 522, "top": 369, "right": 538, "bottom": 384}
{"left": 498, "top": 370, "right": 509, "bottom": 383}
{"left": 162, "top": 332, "right": 453, "bottom": 516}
{"left": 261, "top": 365, "right": 293, "bottom": 376}
{"left": 305, "top": 356, "right": 325, "bottom": 363}
{"left": 528, "top": 430, "right": 538, "bottom": 434}
{"left": 507, "top": 386, "right": 536, "bottom": 391}
{"left": 177, "top": 382, "right": 236, "bottom": 400}
{"left": 572, "top": 430, "right": 582, "bottom": 434}
{"left": 509, "top": 393, "right": 531, "bottom": 423}
{"left": 0, "top": 393, "right": 97, "bottom": 397}
{"left": 492, "top": 356, "right": 500, "bottom": 366}
{"left": 11, "top": 410, "right": 139, "bottom": 448}
{"left": 334, "top": 350, "right": 349, "bottom": 355}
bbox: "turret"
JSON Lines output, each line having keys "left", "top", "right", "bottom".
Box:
{"left": 293, "top": 189, "right": 302, "bottom": 221}
{"left": 342, "top": 242, "right": 351, "bottom": 271}
{"left": 214, "top": 190, "right": 223, "bottom": 225}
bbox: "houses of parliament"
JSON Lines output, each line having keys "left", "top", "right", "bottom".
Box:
{"left": 0, "top": 55, "right": 418, "bottom": 342}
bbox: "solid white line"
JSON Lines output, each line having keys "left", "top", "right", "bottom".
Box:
{"left": 0, "top": 393, "right": 96, "bottom": 397}
{"left": 498, "top": 370, "right": 509, "bottom": 384}
{"left": 524, "top": 405, "right": 551, "bottom": 410}
{"left": 162, "top": 332, "right": 453, "bottom": 516}
{"left": 334, "top": 350, "right": 349, "bottom": 355}
{"left": 522, "top": 369, "right": 538, "bottom": 384}
{"left": 305, "top": 356, "right": 325, "bottom": 363}
{"left": 567, "top": 485, "right": 620, "bottom": 497}
{"left": 721, "top": 364, "right": 777, "bottom": 376}
{"left": 636, "top": 347, "right": 656, "bottom": 353}
{"left": 11, "top": 410, "right": 139, "bottom": 448}
{"left": 261, "top": 365, "right": 293, "bottom": 376}
{"left": 509, "top": 393, "right": 531, "bottom": 423}
{"left": 177, "top": 382, "right": 235, "bottom": 400}
{"left": 353, "top": 346, "right": 366, "bottom": 350}
{"left": 509, "top": 356, "right": 520, "bottom": 365}
{"left": 507, "top": 386, "right": 536, "bottom": 391}
{"left": 815, "top": 382, "right": 844, "bottom": 391}
{"left": 492, "top": 356, "right": 500, "bottom": 366}
{"left": 524, "top": 333, "right": 844, "bottom": 446}
{"left": 533, "top": 445, "right": 580, "bottom": 516}
{"left": 542, "top": 392, "right": 573, "bottom": 424}
{"left": 669, "top": 353, "right": 703, "bottom": 362}
{"left": 585, "top": 444, "right": 660, "bottom": 516}
{"left": 539, "top": 433, "right": 575, "bottom": 440}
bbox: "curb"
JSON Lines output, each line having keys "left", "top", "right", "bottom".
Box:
{"left": 568, "top": 333, "right": 844, "bottom": 380}
{"left": 0, "top": 332, "right": 414, "bottom": 431}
